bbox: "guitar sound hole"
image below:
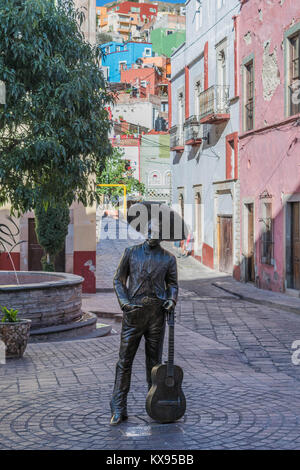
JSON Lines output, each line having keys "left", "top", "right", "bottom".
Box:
{"left": 165, "top": 377, "right": 175, "bottom": 387}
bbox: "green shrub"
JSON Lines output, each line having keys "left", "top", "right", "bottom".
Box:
{"left": 35, "top": 202, "right": 70, "bottom": 272}
{"left": 0, "top": 306, "right": 19, "bottom": 323}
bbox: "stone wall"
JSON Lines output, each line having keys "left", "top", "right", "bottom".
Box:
{"left": 0, "top": 273, "right": 83, "bottom": 329}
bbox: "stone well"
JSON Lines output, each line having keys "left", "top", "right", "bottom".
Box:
{"left": 0, "top": 271, "right": 84, "bottom": 330}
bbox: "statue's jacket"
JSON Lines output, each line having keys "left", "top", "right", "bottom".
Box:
{"left": 113, "top": 242, "right": 178, "bottom": 309}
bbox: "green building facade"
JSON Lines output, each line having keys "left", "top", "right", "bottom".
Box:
{"left": 150, "top": 29, "right": 185, "bottom": 58}
{"left": 140, "top": 133, "right": 171, "bottom": 203}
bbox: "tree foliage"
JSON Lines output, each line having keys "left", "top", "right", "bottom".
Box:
{"left": 35, "top": 201, "right": 70, "bottom": 271}
{"left": 0, "top": 0, "right": 113, "bottom": 215}
{"left": 96, "top": 32, "right": 113, "bottom": 45}
{"left": 97, "top": 147, "right": 145, "bottom": 203}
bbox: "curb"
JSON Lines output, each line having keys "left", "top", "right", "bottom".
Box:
{"left": 212, "top": 282, "right": 300, "bottom": 315}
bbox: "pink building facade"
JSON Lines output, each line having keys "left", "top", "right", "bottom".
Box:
{"left": 238, "top": 0, "right": 300, "bottom": 293}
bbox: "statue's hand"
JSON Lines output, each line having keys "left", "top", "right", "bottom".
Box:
{"left": 122, "top": 303, "right": 142, "bottom": 312}
{"left": 163, "top": 299, "right": 175, "bottom": 312}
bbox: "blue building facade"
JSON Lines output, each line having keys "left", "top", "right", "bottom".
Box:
{"left": 100, "top": 41, "right": 153, "bottom": 82}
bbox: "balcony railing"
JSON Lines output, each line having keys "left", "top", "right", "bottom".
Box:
{"left": 184, "top": 116, "right": 202, "bottom": 144}
{"left": 199, "top": 85, "right": 230, "bottom": 124}
{"left": 170, "top": 125, "right": 184, "bottom": 150}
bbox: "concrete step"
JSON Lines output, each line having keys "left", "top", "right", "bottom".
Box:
{"left": 29, "top": 312, "right": 110, "bottom": 342}
{"left": 92, "top": 310, "right": 123, "bottom": 323}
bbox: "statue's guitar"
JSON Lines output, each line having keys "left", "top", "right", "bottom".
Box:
{"left": 146, "top": 309, "right": 186, "bottom": 423}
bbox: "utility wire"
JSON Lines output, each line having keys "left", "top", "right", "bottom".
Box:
{"left": 171, "top": 2, "right": 241, "bottom": 63}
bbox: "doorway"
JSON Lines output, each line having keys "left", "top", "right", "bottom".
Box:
{"left": 286, "top": 202, "right": 300, "bottom": 290}
{"left": 218, "top": 215, "right": 233, "bottom": 273}
{"left": 245, "top": 203, "right": 255, "bottom": 282}
{"left": 194, "top": 191, "right": 202, "bottom": 253}
{"left": 28, "top": 218, "right": 65, "bottom": 272}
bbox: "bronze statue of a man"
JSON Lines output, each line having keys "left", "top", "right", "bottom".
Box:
{"left": 110, "top": 222, "right": 178, "bottom": 425}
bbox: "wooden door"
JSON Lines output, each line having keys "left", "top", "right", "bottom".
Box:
{"left": 28, "top": 218, "right": 65, "bottom": 272}
{"left": 247, "top": 203, "right": 255, "bottom": 282}
{"left": 292, "top": 202, "right": 300, "bottom": 289}
{"left": 219, "top": 216, "right": 233, "bottom": 273}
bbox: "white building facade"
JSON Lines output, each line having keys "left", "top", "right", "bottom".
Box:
{"left": 170, "top": 0, "right": 241, "bottom": 274}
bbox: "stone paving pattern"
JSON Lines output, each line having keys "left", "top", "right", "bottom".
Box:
{"left": 1, "top": 218, "right": 300, "bottom": 449}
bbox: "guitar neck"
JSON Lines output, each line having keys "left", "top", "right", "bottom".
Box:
{"left": 167, "top": 316, "right": 175, "bottom": 377}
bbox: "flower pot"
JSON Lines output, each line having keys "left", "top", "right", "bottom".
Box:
{"left": 0, "top": 319, "right": 31, "bottom": 359}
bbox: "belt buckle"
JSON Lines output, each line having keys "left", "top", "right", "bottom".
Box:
{"left": 141, "top": 296, "right": 160, "bottom": 306}
{"left": 142, "top": 296, "right": 152, "bottom": 305}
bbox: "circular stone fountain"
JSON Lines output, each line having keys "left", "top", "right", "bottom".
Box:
{"left": 0, "top": 271, "right": 111, "bottom": 341}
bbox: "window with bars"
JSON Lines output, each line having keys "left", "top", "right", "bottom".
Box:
{"left": 260, "top": 202, "right": 273, "bottom": 265}
{"left": 288, "top": 32, "right": 300, "bottom": 116}
{"left": 244, "top": 60, "right": 254, "bottom": 131}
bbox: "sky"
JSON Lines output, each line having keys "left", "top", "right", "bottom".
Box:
{"left": 96, "top": 0, "right": 185, "bottom": 5}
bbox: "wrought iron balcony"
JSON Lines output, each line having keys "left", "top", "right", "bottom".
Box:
{"left": 170, "top": 125, "right": 184, "bottom": 151}
{"left": 199, "top": 85, "right": 230, "bottom": 124}
{"left": 184, "top": 116, "right": 202, "bottom": 145}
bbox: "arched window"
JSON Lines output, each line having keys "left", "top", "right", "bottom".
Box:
{"left": 148, "top": 171, "right": 161, "bottom": 186}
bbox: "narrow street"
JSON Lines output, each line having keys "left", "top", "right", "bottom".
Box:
{"left": 1, "top": 218, "right": 300, "bottom": 450}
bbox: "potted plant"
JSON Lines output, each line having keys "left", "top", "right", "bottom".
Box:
{"left": 0, "top": 306, "right": 31, "bottom": 359}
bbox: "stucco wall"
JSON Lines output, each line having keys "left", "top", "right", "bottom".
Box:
{"left": 239, "top": 0, "right": 300, "bottom": 292}
{"left": 113, "top": 101, "right": 160, "bottom": 130}
{"left": 171, "top": 0, "right": 240, "bottom": 270}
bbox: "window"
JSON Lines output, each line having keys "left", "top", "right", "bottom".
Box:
{"left": 119, "top": 61, "right": 127, "bottom": 71}
{"left": 194, "top": 190, "right": 202, "bottom": 251}
{"left": 149, "top": 171, "right": 161, "bottom": 186}
{"left": 144, "top": 48, "right": 151, "bottom": 57}
{"left": 244, "top": 59, "right": 254, "bottom": 131}
{"left": 150, "top": 8, "right": 156, "bottom": 12}
{"left": 288, "top": 32, "right": 300, "bottom": 116}
{"left": 216, "top": 45, "right": 227, "bottom": 110}
{"left": 116, "top": 46, "right": 120, "bottom": 52}
{"left": 105, "top": 46, "right": 110, "bottom": 54}
{"left": 178, "top": 91, "right": 184, "bottom": 144}
{"left": 140, "top": 80, "right": 147, "bottom": 88}
{"left": 103, "top": 66, "right": 109, "bottom": 80}
{"left": 179, "top": 193, "right": 184, "bottom": 220}
{"left": 195, "top": 79, "right": 202, "bottom": 117}
{"left": 167, "top": 30, "right": 173, "bottom": 35}
{"left": 217, "top": 0, "right": 225, "bottom": 8}
{"left": 260, "top": 202, "right": 273, "bottom": 265}
{"left": 165, "top": 171, "right": 171, "bottom": 186}
{"left": 161, "top": 102, "right": 168, "bottom": 112}
{"left": 217, "top": 49, "right": 226, "bottom": 87}
{"left": 196, "top": 0, "right": 202, "bottom": 31}
{"left": 131, "top": 7, "right": 140, "bottom": 12}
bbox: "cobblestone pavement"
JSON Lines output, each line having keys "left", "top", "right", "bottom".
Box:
{"left": 1, "top": 219, "right": 300, "bottom": 450}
